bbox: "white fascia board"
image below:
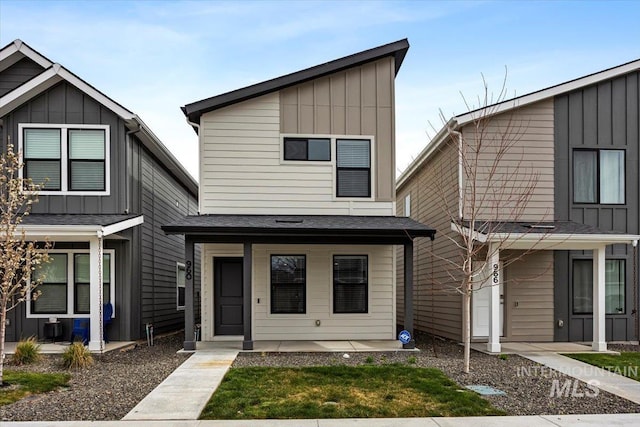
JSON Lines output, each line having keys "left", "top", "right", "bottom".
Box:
{"left": 101, "top": 215, "right": 144, "bottom": 236}
{"left": 0, "top": 66, "right": 62, "bottom": 117}
{"left": 396, "top": 118, "right": 458, "bottom": 189}
{"left": 456, "top": 59, "right": 640, "bottom": 126}
{"left": 0, "top": 39, "right": 52, "bottom": 70}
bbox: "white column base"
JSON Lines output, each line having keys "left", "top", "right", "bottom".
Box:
{"left": 592, "top": 341, "right": 607, "bottom": 352}
{"left": 487, "top": 342, "right": 501, "bottom": 353}
{"left": 88, "top": 340, "right": 104, "bottom": 352}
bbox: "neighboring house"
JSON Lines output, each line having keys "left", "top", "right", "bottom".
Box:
{"left": 0, "top": 40, "right": 200, "bottom": 351}
{"left": 397, "top": 59, "right": 640, "bottom": 352}
{"left": 163, "top": 39, "right": 435, "bottom": 351}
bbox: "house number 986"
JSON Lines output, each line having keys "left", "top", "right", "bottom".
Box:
{"left": 492, "top": 263, "right": 499, "bottom": 284}
{"left": 186, "top": 261, "right": 193, "bottom": 280}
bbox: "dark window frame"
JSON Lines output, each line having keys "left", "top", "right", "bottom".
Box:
{"left": 31, "top": 253, "right": 68, "bottom": 315}
{"left": 573, "top": 148, "right": 626, "bottom": 205}
{"left": 333, "top": 254, "right": 368, "bottom": 314}
{"left": 283, "top": 137, "right": 331, "bottom": 161}
{"left": 73, "top": 253, "right": 111, "bottom": 314}
{"left": 336, "top": 139, "right": 371, "bottom": 198}
{"left": 270, "top": 254, "right": 307, "bottom": 314}
{"left": 177, "top": 262, "right": 186, "bottom": 310}
{"left": 572, "top": 258, "right": 626, "bottom": 315}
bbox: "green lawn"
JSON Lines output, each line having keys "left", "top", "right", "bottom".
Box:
{"left": 566, "top": 352, "right": 640, "bottom": 381}
{"left": 200, "top": 365, "right": 504, "bottom": 419}
{"left": 0, "top": 371, "right": 70, "bottom": 406}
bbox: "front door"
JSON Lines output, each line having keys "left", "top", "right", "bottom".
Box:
{"left": 472, "top": 262, "right": 504, "bottom": 338}
{"left": 214, "top": 257, "right": 243, "bottom": 335}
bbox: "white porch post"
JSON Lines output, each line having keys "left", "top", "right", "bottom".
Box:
{"left": 487, "top": 242, "right": 501, "bottom": 353}
{"left": 88, "top": 235, "right": 104, "bottom": 352}
{"left": 592, "top": 245, "right": 607, "bottom": 352}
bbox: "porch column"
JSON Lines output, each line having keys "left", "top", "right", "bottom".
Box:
{"left": 243, "top": 242, "right": 253, "bottom": 350}
{"left": 487, "top": 242, "right": 501, "bottom": 353}
{"left": 593, "top": 245, "right": 607, "bottom": 352}
{"left": 183, "top": 236, "right": 196, "bottom": 351}
{"left": 88, "top": 235, "right": 104, "bottom": 352}
{"left": 403, "top": 241, "right": 415, "bottom": 349}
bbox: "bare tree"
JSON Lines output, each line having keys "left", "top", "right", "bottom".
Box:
{"left": 426, "top": 75, "right": 551, "bottom": 373}
{"left": 0, "top": 142, "right": 50, "bottom": 384}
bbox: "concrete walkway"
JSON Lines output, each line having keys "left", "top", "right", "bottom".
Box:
{"left": 123, "top": 349, "right": 239, "bottom": 420}
{"left": 522, "top": 352, "right": 640, "bottom": 405}
{"left": 4, "top": 414, "right": 640, "bottom": 426}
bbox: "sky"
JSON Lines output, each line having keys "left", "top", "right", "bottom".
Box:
{"left": 1, "top": 0, "right": 639, "bottom": 181}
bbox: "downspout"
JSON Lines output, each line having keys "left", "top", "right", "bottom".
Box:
{"left": 125, "top": 124, "right": 142, "bottom": 215}
{"left": 186, "top": 117, "right": 201, "bottom": 214}
{"left": 451, "top": 128, "right": 463, "bottom": 221}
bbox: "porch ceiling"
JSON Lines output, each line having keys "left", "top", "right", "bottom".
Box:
{"left": 163, "top": 214, "right": 436, "bottom": 244}
{"left": 17, "top": 214, "right": 144, "bottom": 240}
{"left": 453, "top": 220, "right": 640, "bottom": 250}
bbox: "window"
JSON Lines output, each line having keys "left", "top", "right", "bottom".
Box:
{"left": 177, "top": 263, "right": 186, "bottom": 310}
{"left": 333, "top": 255, "right": 368, "bottom": 313}
{"left": 336, "top": 139, "right": 371, "bottom": 198}
{"left": 284, "top": 137, "right": 330, "bottom": 161}
{"left": 32, "top": 254, "right": 68, "bottom": 314}
{"left": 573, "top": 149, "right": 625, "bottom": 204}
{"left": 270, "top": 255, "right": 306, "bottom": 314}
{"left": 404, "top": 194, "right": 411, "bottom": 217}
{"left": 29, "top": 250, "right": 115, "bottom": 317}
{"left": 572, "top": 259, "right": 625, "bottom": 315}
{"left": 73, "top": 254, "right": 111, "bottom": 314}
{"left": 19, "top": 124, "right": 109, "bottom": 194}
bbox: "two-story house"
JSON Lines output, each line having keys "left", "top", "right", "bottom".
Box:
{"left": 397, "top": 59, "right": 640, "bottom": 353}
{"left": 0, "top": 40, "right": 200, "bottom": 351}
{"left": 163, "top": 40, "right": 435, "bottom": 351}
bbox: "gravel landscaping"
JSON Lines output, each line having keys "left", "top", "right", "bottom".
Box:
{"left": 0, "top": 333, "right": 189, "bottom": 421}
{"left": 233, "top": 335, "right": 640, "bottom": 416}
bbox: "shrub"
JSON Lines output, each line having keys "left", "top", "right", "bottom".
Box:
{"left": 407, "top": 356, "right": 417, "bottom": 365}
{"left": 498, "top": 354, "right": 509, "bottom": 361}
{"left": 365, "top": 355, "right": 374, "bottom": 364}
{"left": 12, "top": 336, "right": 41, "bottom": 365}
{"left": 62, "top": 342, "right": 93, "bottom": 369}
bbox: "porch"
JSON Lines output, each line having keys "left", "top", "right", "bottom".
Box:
{"left": 193, "top": 339, "right": 409, "bottom": 352}
{"left": 3, "top": 340, "right": 136, "bottom": 354}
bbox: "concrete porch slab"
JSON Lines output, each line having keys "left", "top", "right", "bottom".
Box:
{"left": 3, "top": 340, "right": 136, "bottom": 354}
{"left": 470, "top": 342, "right": 619, "bottom": 355}
{"left": 194, "top": 340, "right": 405, "bottom": 353}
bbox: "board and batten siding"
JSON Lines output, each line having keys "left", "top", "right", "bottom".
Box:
{"left": 0, "top": 57, "right": 45, "bottom": 97}
{"left": 199, "top": 90, "right": 393, "bottom": 216}
{"left": 280, "top": 57, "right": 396, "bottom": 202}
{"left": 201, "top": 244, "right": 395, "bottom": 341}
{"left": 503, "top": 250, "right": 554, "bottom": 341}
{"left": 397, "top": 141, "right": 463, "bottom": 340}
{"left": 461, "top": 99, "right": 555, "bottom": 222}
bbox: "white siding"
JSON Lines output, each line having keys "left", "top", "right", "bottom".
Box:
{"left": 202, "top": 243, "right": 395, "bottom": 341}
{"left": 199, "top": 92, "right": 393, "bottom": 215}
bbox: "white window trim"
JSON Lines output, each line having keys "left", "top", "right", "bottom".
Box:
{"left": 329, "top": 251, "right": 373, "bottom": 318}
{"left": 266, "top": 251, "right": 309, "bottom": 319}
{"left": 177, "top": 262, "right": 186, "bottom": 311}
{"left": 404, "top": 193, "right": 411, "bottom": 217}
{"left": 280, "top": 133, "right": 376, "bottom": 201}
{"left": 26, "top": 248, "right": 116, "bottom": 319}
{"left": 18, "top": 123, "right": 110, "bottom": 196}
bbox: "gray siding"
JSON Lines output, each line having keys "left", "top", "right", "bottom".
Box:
{"left": 554, "top": 71, "right": 640, "bottom": 341}
{"left": 0, "top": 57, "right": 44, "bottom": 97}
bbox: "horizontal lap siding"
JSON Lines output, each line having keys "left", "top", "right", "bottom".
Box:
{"left": 397, "top": 142, "right": 463, "bottom": 340}
{"left": 504, "top": 250, "right": 554, "bottom": 341}
{"left": 461, "top": 99, "right": 555, "bottom": 222}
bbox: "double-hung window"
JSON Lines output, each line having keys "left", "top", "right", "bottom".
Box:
{"left": 333, "top": 255, "right": 368, "bottom": 313}
{"left": 573, "top": 149, "right": 625, "bottom": 204}
{"left": 29, "top": 250, "right": 115, "bottom": 318}
{"left": 336, "top": 139, "right": 371, "bottom": 198}
{"left": 572, "top": 259, "right": 625, "bottom": 315}
{"left": 177, "top": 263, "right": 186, "bottom": 310}
{"left": 20, "top": 124, "right": 109, "bottom": 194}
{"left": 270, "top": 255, "right": 306, "bottom": 314}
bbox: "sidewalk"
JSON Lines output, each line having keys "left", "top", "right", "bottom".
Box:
{"left": 522, "top": 352, "right": 640, "bottom": 405}
{"left": 4, "top": 414, "right": 640, "bottom": 426}
{"left": 122, "top": 349, "right": 239, "bottom": 420}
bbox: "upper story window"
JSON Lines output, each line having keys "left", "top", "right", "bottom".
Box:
{"left": 336, "top": 139, "right": 371, "bottom": 198}
{"left": 19, "top": 124, "right": 109, "bottom": 195}
{"left": 284, "top": 137, "right": 330, "bottom": 161}
{"left": 573, "top": 149, "right": 625, "bottom": 204}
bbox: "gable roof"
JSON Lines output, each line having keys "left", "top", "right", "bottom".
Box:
{"left": 397, "top": 57, "right": 640, "bottom": 190}
{"left": 0, "top": 39, "right": 197, "bottom": 197}
{"left": 182, "top": 39, "right": 410, "bottom": 126}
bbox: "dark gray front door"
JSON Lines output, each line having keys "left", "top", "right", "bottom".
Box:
{"left": 214, "top": 257, "right": 243, "bottom": 335}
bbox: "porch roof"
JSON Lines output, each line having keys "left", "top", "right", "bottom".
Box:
{"left": 17, "top": 214, "right": 144, "bottom": 240}
{"left": 453, "top": 220, "right": 639, "bottom": 250}
{"left": 163, "top": 214, "right": 435, "bottom": 244}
